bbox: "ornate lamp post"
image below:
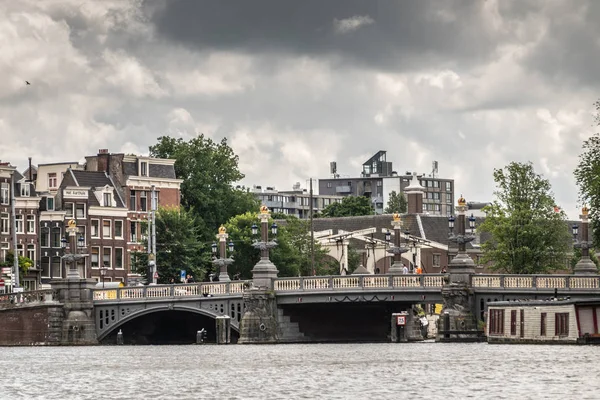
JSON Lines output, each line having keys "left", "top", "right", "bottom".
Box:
{"left": 573, "top": 206, "right": 597, "bottom": 275}
{"left": 212, "top": 225, "right": 235, "bottom": 282}
{"left": 100, "top": 266, "right": 107, "bottom": 288}
{"left": 250, "top": 205, "right": 279, "bottom": 289}
{"left": 387, "top": 213, "right": 409, "bottom": 274}
{"left": 61, "top": 219, "right": 88, "bottom": 280}
{"left": 447, "top": 195, "right": 476, "bottom": 284}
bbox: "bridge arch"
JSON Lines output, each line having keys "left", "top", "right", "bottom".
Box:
{"left": 96, "top": 304, "right": 239, "bottom": 342}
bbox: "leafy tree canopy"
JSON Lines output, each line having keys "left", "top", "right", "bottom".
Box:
{"left": 320, "top": 196, "right": 373, "bottom": 218}
{"left": 1, "top": 251, "right": 33, "bottom": 285}
{"left": 384, "top": 191, "right": 407, "bottom": 214}
{"left": 149, "top": 135, "right": 259, "bottom": 241}
{"left": 478, "top": 161, "right": 571, "bottom": 274}
{"left": 574, "top": 100, "right": 600, "bottom": 247}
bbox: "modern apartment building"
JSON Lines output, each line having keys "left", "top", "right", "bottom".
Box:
{"left": 318, "top": 151, "right": 455, "bottom": 216}
{"left": 252, "top": 183, "right": 343, "bottom": 218}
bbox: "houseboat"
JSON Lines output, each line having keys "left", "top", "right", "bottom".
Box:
{"left": 487, "top": 298, "right": 600, "bottom": 344}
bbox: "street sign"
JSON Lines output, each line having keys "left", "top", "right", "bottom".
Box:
{"left": 180, "top": 270, "right": 186, "bottom": 282}
{"left": 396, "top": 315, "right": 406, "bottom": 326}
{"left": 1, "top": 267, "right": 11, "bottom": 274}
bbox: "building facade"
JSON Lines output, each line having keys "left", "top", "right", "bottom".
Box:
{"left": 252, "top": 184, "right": 343, "bottom": 218}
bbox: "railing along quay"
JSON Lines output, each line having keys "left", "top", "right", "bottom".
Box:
{"left": 471, "top": 274, "right": 600, "bottom": 290}
{"left": 273, "top": 274, "right": 445, "bottom": 292}
{"left": 93, "top": 281, "right": 249, "bottom": 301}
{"left": 0, "top": 289, "right": 57, "bottom": 308}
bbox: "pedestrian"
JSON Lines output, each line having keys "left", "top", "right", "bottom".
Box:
{"left": 402, "top": 264, "right": 408, "bottom": 274}
{"left": 441, "top": 267, "right": 447, "bottom": 274}
{"left": 416, "top": 266, "right": 423, "bottom": 274}
{"left": 187, "top": 274, "right": 195, "bottom": 283}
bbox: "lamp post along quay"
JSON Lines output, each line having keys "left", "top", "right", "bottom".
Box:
{"left": 573, "top": 206, "right": 597, "bottom": 275}
{"left": 212, "top": 226, "right": 234, "bottom": 282}
{"left": 437, "top": 195, "right": 483, "bottom": 342}
{"left": 387, "top": 213, "right": 410, "bottom": 274}
{"left": 239, "top": 205, "right": 280, "bottom": 344}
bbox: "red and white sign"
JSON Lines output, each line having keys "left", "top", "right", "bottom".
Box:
{"left": 153, "top": 272, "right": 159, "bottom": 279}
{"left": 0, "top": 279, "right": 4, "bottom": 287}
{"left": 396, "top": 315, "right": 406, "bottom": 326}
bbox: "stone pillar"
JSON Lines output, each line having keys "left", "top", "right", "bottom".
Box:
{"left": 238, "top": 290, "right": 279, "bottom": 344}
{"left": 388, "top": 213, "right": 409, "bottom": 274}
{"left": 215, "top": 315, "right": 231, "bottom": 344}
{"left": 574, "top": 206, "right": 597, "bottom": 275}
{"left": 437, "top": 195, "right": 481, "bottom": 342}
{"left": 404, "top": 174, "right": 424, "bottom": 214}
{"left": 51, "top": 278, "right": 98, "bottom": 345}
{"left": 251, "top": 206, "right": 279, "bottom": 290}
{"left": 214, "top": 226, "right": 232, "bottom": 282}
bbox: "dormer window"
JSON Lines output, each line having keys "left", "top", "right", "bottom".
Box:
{"left": 103, "top": 192, "right": 112, "bottom": 207}
{"left": 21, "top": 182, "right": 30, "bottom": 197}
{"left": 48, "top": 173, "right": 57, "bottom": 190}
{"left": 140, "top": 161, "right": 148, "bottom": 177}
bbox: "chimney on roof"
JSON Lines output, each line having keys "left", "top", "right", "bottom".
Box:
{"left": 404, "top": 173, "right": 425, "bottom": 214}
{"left": 97, "top": 149, "right": 110, "bottom": 173}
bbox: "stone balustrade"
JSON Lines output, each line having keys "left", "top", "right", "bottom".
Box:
{"left": 0, "top": 289, "right": 57, "bottom": 309}
{"left": 273, "top": 274, "right": 446, "bottom": 292}
{"left": 93, "top": 281, "right": 249, "bottom": 301}
{"left": 471, "top": 274, "right": 600, "bottom": 290}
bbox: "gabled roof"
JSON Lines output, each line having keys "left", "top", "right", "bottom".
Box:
{"left": 66, "top": 170, "right": 126, "bottom": 208}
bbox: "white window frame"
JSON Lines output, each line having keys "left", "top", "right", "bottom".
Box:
{"left": 1, "top": 242, "right": 9, "bottom": 262}
{"left": 140, "top": 191, "right": 147, "bottom": 212}
{"left": 0, "top": 213, "right": 9, "bottom": 234}
{"left": 114, "top": 220, "right": 123, "bottom": 239}
{"left": 103, "top": 192, "right": 112, "bottom": 207}
{"left": 41, "top": 256, "right": 50, "bottom": 278}
{"left": 75, "top": 203, "right": 86, "bottom": 219}
{"left": 140, "top": 161, "right": 148, "bottom": 177}
{"left": 103, "top": 247, "right": 112, "bottom": 269}
{"left": 114, "top": 247, "right": 124, "bottom": 270}
{"left": 91, "top": 219, "right": 100, "bottom": 238}
{"left": 51, "top": 256, "right": 62, "bottom": 278}
{"left": 15, "top": 215, "right": 24, "bottom": 233}
{"left": 27, "top": 244, "right": 35, "bottom": 261}
{"left": 16, "top": 243, "right": 24, "bottom": 257}
{"left": 102, "top": 220, "right": 112, "bottom": 239}
{"left": 21, "top": 182, "right": 30, "bottom": 197}
{"left": 0, "top": 182, "right": 9, "bottom": 205}
{"left": 91, "top": 247, "right": 100, "bottom": 269}
{"left": 26, "top": 215, "right": 35, "bottom": 234}
{"left": 47, "top": 197, "right": 55, "bottom": 211}
{"left": 64, "top": 202, "right": 74, "bottom": 218}
{"left": 48, "top": 173, "right": 58, "bottom": 190}
{"left": 40, "top": 227, "right": 50, "bottom": 247}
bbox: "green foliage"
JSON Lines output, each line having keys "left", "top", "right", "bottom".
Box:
{"left": 570, "top": 247, "right": 600, "bottom": 272}
{"left": 478, "top": 162, "right": 571, "bottom": 274}
{"left": 320, "top": 196, "right": 373, "bottom": 217}
{"left": 346, "top": 245, "right": 361, "bottom": 273}
{"left": 133, "top": 207, "right": 207, "bottom": 284}
{"left": 224, "top": 214, "right": 336, "bottom": 278}
{"left": 1, "top": 251, "right": 33, "bottom": 285}
{"left": 149, "top": 135, "right": 259, "bottom": 242}
{"left": 384, "top": 191, "right": 407, "bottom": 214}
{"left": 574, "top": 102, "right": 600, "bottom": 247}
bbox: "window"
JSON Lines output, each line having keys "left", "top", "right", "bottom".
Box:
{"left": 447, "top": 194, "right": 453, "bottom": 204}
{"left": 433, "top": 254, "right": 441, "bottom": 267}
{"left": 140, "top": 191, "right": 147, "bottom": 212}
{"left": 377, "top": 181, "right": 382, "bottom": 187}
{"left": 555, "top": 313, "right": 569, "bottom": 337}
{"left": 1, "top": 242, "right": 8, "bottom": 262}
{"left": 1, "top": 182, "right": 10, "bottom": 204}
{"left": 41, "top": 256, "right": 50, "bottom": 278}
{"left": 327, "top": 182, "right": 332, "bottom": 188}
{"left": 433, "top": 181, "right": 439, "bottom": 188}
{"left": 91, "top": 247, "right": 99, "bottom": 268}
{"left": 21, "top": 183, "right": 30, "bottom": 197}
{"left": 47, "top": 197, "right": 55, "bottom": 211}
{"left": 540, "top": 313, "right": 547, "bottom": 336}
{"left": 51, "top": 256, "right": 62, "bottom": 278}
{"left": 489, "top": 309, "right": 504, "bottom": 335}
{"left": 103, "top": 193, "right": 112, "bottom": 207}
{"left": 130, "top": 190, "right": 136, "bottom": 211}
{"left": 48, "top": 173, "right": 57, "bottom": 189}
{"left": 510, "top": 310, "right": 517, "bottom": 335}
{"left": 115, "top": 248, "right": 123, "bottom": 269}
{"left": 27, "top": 244, "right": 35, "bottom": 262}
{"left": 446, "top": 181, "right": 452, "bottom": 191}
{"left": 41, "top": 227, "right": 50, "bottom": 247}
{"left": 140, "top": 161, "right": 148, "bottom": 176}
{"left": 64, "top": 202, "right": 74, "bottom": 218}
{"left": 76, "top": 204, "right": 85, "bottom": 218}
{"left": 114, "top": 220, "right": 123, "bottom": 239}
{"left": 51, "top": 227, "right": 61, "bottom": 248}
{"left": 1, "top": 213, "right": 9, "bottom": 234}
{"left": 15, "top": 215, "right": 24, "bottom": 233}
{"left": 103, "top": 247, "right": 112, "bottom": 268}
{"left": 91, "top": 220, "right": 99, "bottom": 238}
{"left": 103, "top": 220, "right": 112, "bottom": 238}
{"left": 323, "top": 198, "right": 330, "bottom": 206}
{"left": 130, "top": 221, "right": 137, "bottom": 242}
{"left": 27, "top": 215, "right": 35, "bottom": 233}
{"left": 16, "top": 244, "right": 24, "bottom": 257}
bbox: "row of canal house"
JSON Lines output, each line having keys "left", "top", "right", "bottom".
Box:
{"left": 0, "top": 150, "right": 181, "bottom": 290}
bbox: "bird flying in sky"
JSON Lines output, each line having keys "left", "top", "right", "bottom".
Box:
{"left": 25, "top": 81, "right": 30, "bottom": 85}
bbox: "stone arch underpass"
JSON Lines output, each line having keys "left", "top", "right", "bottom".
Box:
{"left": 95, "top": 297, "right": 244, "bottom": 344}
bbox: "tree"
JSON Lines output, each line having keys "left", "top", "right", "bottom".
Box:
{"left": 133, "top": 207, "right": 206, "bottom": 284}
{"left": 478, "top": 162, "right": 571, "bottom": 274}
{"left": 574, "top": 100, "right": 600, "bottom": 247}
{"left": 320, "top": 196, "right": 373, "bottom": 217}
{"left": 384, "top": 191, "right": 407, "bottom": 214}
{"left": 149, "top": 135, "right": 259, "bottom": 242}
{"left": 1, "top": 251, "right": 33, "bottom": 285}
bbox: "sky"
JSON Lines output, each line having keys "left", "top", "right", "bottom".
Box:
{"left": 1, "top": 0, "right": 599, "bottom": 219}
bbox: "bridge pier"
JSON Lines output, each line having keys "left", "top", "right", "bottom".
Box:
{"left": 238, "top": 290, "right": 279, "bottom": 344}
{"left": 51, "top": 278, "right": 99, "bottom": 345}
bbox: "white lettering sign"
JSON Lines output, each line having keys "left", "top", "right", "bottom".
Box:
{"left": 63, "top": 189, "right": 88, "bottom": 199}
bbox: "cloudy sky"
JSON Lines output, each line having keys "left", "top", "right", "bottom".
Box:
{"left": 2, "top": 0, "right": 599, "bottom": 218}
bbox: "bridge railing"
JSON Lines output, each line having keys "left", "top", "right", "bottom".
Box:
{"left": 93, "top": 281, "right": 249, "bottom": 301}
{"left": 471, "top": 274, "right": 600, "bottom": 290}
{"left": 0, "top": 289, "right": 57, "bottom": 309}
{"left": 273, "top": 274, "right": 445, "bottom": 292}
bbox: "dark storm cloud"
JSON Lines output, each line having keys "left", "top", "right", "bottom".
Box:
{"left": 146, "top": 0, "right": 503, "bottom": 70}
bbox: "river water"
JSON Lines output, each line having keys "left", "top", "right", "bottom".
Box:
{"left": 3, "top": 343, "right": 599, "bottom": 400}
